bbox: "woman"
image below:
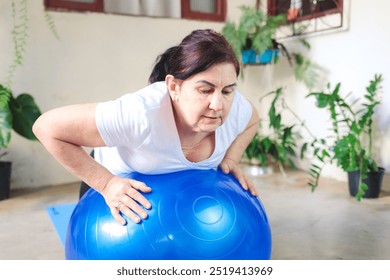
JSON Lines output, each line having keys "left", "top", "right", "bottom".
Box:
{"left": 33, "top": 29, "right": 259, "bottom": 225}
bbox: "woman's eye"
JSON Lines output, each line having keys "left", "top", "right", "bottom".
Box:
{"left": 199, "top": 88, "right": 214, "bottom": 94}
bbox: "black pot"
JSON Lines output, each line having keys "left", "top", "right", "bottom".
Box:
{"left": 348, "top": 167, "right": 385, "bottom": 198}
{"left": 0, "top": 161, "right": 12, "bottom": 201}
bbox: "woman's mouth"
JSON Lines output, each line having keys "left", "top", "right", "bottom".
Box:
{"left": 204, "top": 115, "right": 220, "bottom": 119}
{"left": 203, "top": 115, "right": 223, "bottom": 124}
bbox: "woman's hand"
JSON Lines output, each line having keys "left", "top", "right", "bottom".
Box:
{"left": 101, "top": 176, "right": 152, "bottom": 225}
{"left": 219, "top": 158, "right": 258, "bottom": 196}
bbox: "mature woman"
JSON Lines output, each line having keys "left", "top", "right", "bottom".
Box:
{"left": 33, "top": 29, "right": 259, "bottom": 225}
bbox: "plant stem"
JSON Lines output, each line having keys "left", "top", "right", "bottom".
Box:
{"left": 281, "top": 98, "right": 317, "bottom": 140}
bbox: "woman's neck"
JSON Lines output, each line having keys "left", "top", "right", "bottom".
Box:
{"left": 180, "top": 132, "right": 215, "bottom": 163}
{"left": 171, "top": 98, "right": 216, "bottom": 162}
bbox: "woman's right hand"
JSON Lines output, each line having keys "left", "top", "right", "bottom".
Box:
{"left": 32, "top": 104, "right": 152, "bottom": 225}
{"left": 101, "top": 175, "right": 152, "bottom": 225}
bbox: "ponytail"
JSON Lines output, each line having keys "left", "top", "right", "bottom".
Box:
{"left": 148, "top": 46, "right": 178, "bottom": 84}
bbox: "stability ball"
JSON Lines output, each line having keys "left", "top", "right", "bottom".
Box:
{"left": 65, "top": 169, "right": 272, "bottom": 260}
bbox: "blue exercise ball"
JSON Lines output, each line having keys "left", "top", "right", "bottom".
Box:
{"left": 65, "top": 169, "right": 272, "bottom": 260}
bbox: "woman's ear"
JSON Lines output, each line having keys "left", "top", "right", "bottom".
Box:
{"left": 165, "top": 75, "right": 180, "bottom": 100}
{"left": 165, "top": 75, "right": 175, "bottom": 91}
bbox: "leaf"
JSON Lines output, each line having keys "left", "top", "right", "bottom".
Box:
{"left": 309, "top": 168, "right": 319, "bottom": 176}
{"left": 298, "top": 38, "right": 311, "bottom": 50}
{"left": 321, "top": 149, "right": 331, "bottom": 158}
{"left": 9, "top": 93, "right": 41, "bottom": 140}
{"left": 331, "top": 82, "right": 341, "bottom": 97}
{"left": 300, "top": 142, "right": 308, "bottom": 159}
{"left": 308, "top": 181, "right": 317, "bottom": 192}
{"left": 315, "top": 93, "right": 329, "bottom": 108}
{"left": 0, "top": 85, "right": 13, "bottom": 148}
{"left": 0, "top": 102, "right": 12, "bottom": 148}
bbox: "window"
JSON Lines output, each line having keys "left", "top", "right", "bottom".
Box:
{"left": 44, "top": 0, "right": 103, "bottom": 12}
{"left": 268, "top": 0, "right": 343, "bottom": 22}
{"left": 267, "top": 0, "right": 345, "bottom": 38}
{"left": 44, "top": 0, "right": 227, "bottom": 22}
{"left": 181, "top": 0, "right": 226, "bottom": 22}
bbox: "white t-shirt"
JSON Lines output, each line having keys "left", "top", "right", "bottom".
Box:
{"left": 94, "top": 81, "right": 252, "bottom": 176}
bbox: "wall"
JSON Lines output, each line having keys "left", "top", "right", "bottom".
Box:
{"left": 1, "top": 0, "right": 389, "bottom": 190}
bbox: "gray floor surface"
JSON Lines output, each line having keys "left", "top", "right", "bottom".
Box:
{"left": 1, "top": 170, "right": 389, "bottom": 260}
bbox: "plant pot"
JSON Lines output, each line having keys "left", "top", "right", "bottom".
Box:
{"left": 0, "top": 161, "right": 12, "bottom": 201}
{"left": 258, "top": 49, "right": 279, "bottom": 64}
{"left": 348, "top": 167, "right": 385, "bottom": 198}
{"left": 242, "top": 49, "right": 257, "bottom": 64}
{"left": 241, "top": 49, "right": 279, "bottom": 65}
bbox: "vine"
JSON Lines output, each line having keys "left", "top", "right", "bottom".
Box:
{"left": 5, "top": 0, "right": 29, "bottom": 88}
{"left": 4, "top": 0, "right": 60, "bottom": 87}
{"left": 44, "top": 11, "right": 60, "bottom": 40}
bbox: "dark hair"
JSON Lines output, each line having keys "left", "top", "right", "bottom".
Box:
{"left": 149, "top": 29, "right": 240, "bottom": 84}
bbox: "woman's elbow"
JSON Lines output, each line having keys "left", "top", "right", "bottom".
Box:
{"left": 32, "top": 113, "right": 50, "bottom": 141}
{"left": 248, "top": 104, "right": 260, "bottom": 129}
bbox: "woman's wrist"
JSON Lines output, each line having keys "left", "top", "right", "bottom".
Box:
{"left": 223, "top": 157, "right": 239, "bottom": 165}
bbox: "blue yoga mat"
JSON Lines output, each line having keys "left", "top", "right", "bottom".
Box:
{"left": 46, "top": 203, "right": 77, "bottom": 246}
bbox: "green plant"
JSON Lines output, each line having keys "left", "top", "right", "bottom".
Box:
{"left": 5, "top": 0, "right": 29, "bottom": 88}
{"left": 222, "top": 5, "right": 325, "bottom": 89}
{"left": 292, "top": 48, "right": 324, "bottom": 89}
{"left": 222, "top": 5, "right": 286, "bottom": 61}
{"left": 243, "top": 88, "right": 304, "bottom": 176}
{"left": 1, "top": 0, "right": 58, "bottom": 158}
{"left": 306, "top": 74, "right": 384, "bottom": 200}
{"left": 0, "top": 84, "right": 41, "bottom": 149}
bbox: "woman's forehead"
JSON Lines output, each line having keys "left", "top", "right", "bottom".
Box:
{"left": 189, "top": 63, "right": 237, "bottom": 86}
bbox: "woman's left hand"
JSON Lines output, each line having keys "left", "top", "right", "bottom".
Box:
{"left": 219, "top": 158, "right": 258, "bottom": 196}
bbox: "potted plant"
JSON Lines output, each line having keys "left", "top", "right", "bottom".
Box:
{"left": 222, "top": 5, "right": 286, "bottom": 65}
{"left": 242, "top": 88, "right": 304, "bottom": 177}
{"left": 305, "top": 74, "right": 385, "bottom": 200}
{"left": 0, "top": 84, "right": 41, "bottom": 200}
{"left": 222, "top": 5, "right": 325, "bottom": 89}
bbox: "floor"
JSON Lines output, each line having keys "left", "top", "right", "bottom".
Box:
{"left": 1, "top": 169, "right": 390, "bottom": 260}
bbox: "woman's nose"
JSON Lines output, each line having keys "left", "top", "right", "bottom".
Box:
{"left": 209, "top": 93, "right": 223, "bottom": 111}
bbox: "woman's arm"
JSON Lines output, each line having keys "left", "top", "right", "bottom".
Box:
{"left": 33, "top": 103, "right": 151, "bottom": 224}
{"left": 33, "top": 103, "right": 111, "bottom": 189}
{"left": 219, "top": 103, "right": 259, "bottom": 196}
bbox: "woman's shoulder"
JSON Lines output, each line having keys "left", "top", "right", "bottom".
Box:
{"left": 119, "top": 82, "right": 169, "bottom": 111}
{"left": 219, "top": 90, "right": 252, "bottom": 134}
{"left": 231, "top": 90, "right": 252, "bottom": 114}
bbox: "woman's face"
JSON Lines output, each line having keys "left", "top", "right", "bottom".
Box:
{"left": 169, "top": 63, "right": 237, "bottom": 134}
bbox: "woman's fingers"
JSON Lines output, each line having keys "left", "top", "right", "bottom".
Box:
{"left": 127, "top": 179, "right": 152, "bottom": 209}
{"left": 120, "top": 191, "right": 149, "bottom": 221}
{"left": 245, "top": 177, "right": 258, "bottom": 196}
{"left": 111, "top": 207, "right": 127, "bottom": 225}
{"left": 103, "top": 176, "right": 153, "bottom": 225}
{"left": 234, "top": 171, "right": 257, "bottom": 196}
{"left": 220, "top": 159, "right": 258, "bottom": 196}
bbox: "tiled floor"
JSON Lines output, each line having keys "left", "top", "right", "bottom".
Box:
{"left": 1, "top": 170, "right": 389, "bottom": 260}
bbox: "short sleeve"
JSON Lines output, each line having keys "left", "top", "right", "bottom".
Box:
{"left": 231, "top": 91, "right": 253, "bottom": 134}
{"left": 95, "top": 94, "right": 149, "bottom": 148}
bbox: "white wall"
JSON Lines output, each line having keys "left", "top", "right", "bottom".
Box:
{"left": 1, "top": 0, "right": 389, "bottom": 190}
{"left": 239, "top": 0, "right": 390, "bottom": 188}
